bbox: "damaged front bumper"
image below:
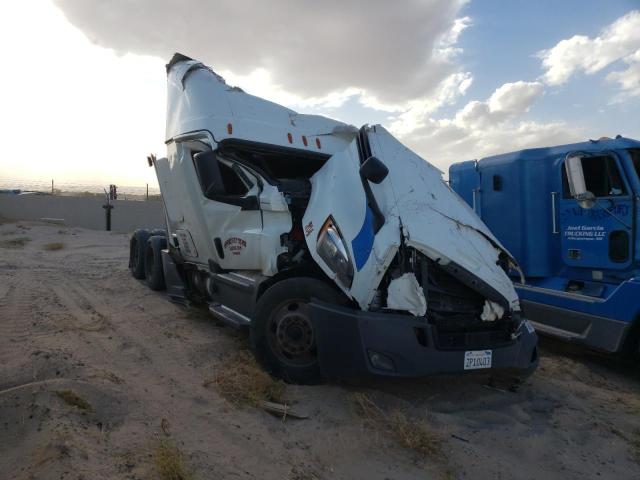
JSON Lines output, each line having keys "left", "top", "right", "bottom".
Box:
{"left": 310, "top": 301, "right": 539, "bottom": 379}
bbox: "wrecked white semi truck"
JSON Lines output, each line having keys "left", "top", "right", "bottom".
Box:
{"left": 129, "top": 53, "right": 538, "bottom": 383}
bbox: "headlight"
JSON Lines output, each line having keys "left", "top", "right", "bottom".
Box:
{"left": 317, "top": 216, "right": 354, "bottom": 288}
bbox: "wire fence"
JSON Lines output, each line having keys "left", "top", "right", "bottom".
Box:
{"left": 0, "top": 177, "right": 161, "bottom": 201}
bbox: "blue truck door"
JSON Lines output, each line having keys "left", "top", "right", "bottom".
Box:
{"left": 558, "top": 152, "right": 634, "bottom": 270}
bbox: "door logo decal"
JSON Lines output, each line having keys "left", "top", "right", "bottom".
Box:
{"left": 563, "top": 225, "right": 606, "bottom": 241}
{"left": 224, "top": 237, "right": 247, "bottom": 255}
{"left": 304, "top": 221, "right": 314, "bottom": 237}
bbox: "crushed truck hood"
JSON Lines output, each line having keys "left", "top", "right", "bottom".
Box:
{"left": 303, "top": 126, "right": 519, "bottom": 312}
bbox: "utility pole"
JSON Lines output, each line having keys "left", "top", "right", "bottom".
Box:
{"left": 103, "top": 184, "right": 117, "bottom": 231}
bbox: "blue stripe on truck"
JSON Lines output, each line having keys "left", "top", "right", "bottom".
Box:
{"left": 351, "top": 206, "right": 375, "bottom": 271}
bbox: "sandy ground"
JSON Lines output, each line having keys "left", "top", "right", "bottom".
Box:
{"left": 1, "top": 220, "right": 640, "bottom": 480}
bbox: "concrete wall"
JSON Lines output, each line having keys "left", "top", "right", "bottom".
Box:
{"left": 0, "top": 195, "right": 164, "bottom": 232}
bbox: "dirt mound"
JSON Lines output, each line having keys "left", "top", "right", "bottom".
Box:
{"left": 0, "top": 378, "right": 128, "bottom": 479}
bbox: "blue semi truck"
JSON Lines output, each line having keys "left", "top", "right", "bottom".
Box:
{"left": 449, "top": 136, "right": 640, "bottom": 359}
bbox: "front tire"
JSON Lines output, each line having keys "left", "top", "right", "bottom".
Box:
{"left": 250, "top": 277, "right": 346, "bottom": 385}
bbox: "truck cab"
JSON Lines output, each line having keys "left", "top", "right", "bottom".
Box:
{"left": 450, "top": 137, "right": 640, "bottom": 357}
{"left": 129, "top": 54, "right": 539, "bottom": 384}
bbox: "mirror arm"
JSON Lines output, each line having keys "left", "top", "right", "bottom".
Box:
{"left": 359, "top": 175, "right": 385, "bottom": 233}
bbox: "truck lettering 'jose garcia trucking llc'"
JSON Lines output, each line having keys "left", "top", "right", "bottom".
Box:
{"left": 450, "top": 137, "right": 640, "bottom": 359}
{"left": 129, "top": 54, "right": 538, "bottom": 383}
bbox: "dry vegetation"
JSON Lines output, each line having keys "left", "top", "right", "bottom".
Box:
{"left": 613, "top": 426, "right": 640, "bottom": 462}
{"left": 288, "top": 465, "right": 321, "bottom": 480}
{"left": 632, "top": 430, "right": 640, "bottom": 462}
{"left": 0, "top": 236, "right": 30, "bottom": 248}
{"left": 54, "top": 390, "right": 93, "bottom": 412}
{"left": 90, "top": 369, "right": 124, "bottom": 384}
{"left": 153, "top": 438, "right": 192, "bottom": 480}
{"left": 350, "top": 392, "right": 443, "bottom": 459}
{"left": 43, "top": 241, "right": 65, "bottom": 251}
{"left": 205, "top": 350, "right": 286, "bottom": 407}
{"left": 34, "top": 434, "right": 73, "bottom": 468}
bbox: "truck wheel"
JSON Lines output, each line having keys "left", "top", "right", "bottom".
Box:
{"left": 621, "top": 322, "right": 640, "bottom": 363}
{"left": 145, "top": 236, "right": 167, "bottom": 290}
{"left": 250, "top": 277, "right": 346, "bottom": 385}
{"left": 129, "top": 229, "right": 151, "bottom": 279}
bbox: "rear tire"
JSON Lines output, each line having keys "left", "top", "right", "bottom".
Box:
{"left": 250, "top": 277, "right": 347, "bottom": 385}
{"left": 145, "top": 236, "right": 167, "bottom": 290}
{"left": 622, "top": 320, "right": 640, "bottom": 363}
{"left": 129, "top": 229, "right": 151, "bottom": 279}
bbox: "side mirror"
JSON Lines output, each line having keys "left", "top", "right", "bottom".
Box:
{"left": 193, "top": 150, "right": 225, "bottom": 198}
{"left": 565, "top": 155, "right": 596, "bottom": 209}
{"left": 360, "top": 156, "right": 389, "bottom": 184}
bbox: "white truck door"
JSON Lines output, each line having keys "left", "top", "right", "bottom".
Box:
{"left": 194, "top": 153, "right": 290, "bottom": 275}
{"left": 197, "top": 157, "right": 264, "bottom": 270}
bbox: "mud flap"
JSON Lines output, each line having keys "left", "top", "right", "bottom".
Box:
{"left": 161, "top": 250, "right": 189, "bottom": 305}
{"left": 310, "top": 300, "right": 370, "bottom": 378}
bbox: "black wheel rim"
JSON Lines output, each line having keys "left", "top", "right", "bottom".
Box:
{"left": 266, "top": 299, "right": 316, "bottom": 368}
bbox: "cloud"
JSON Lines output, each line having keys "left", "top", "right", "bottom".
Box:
{"left": 0, "top": 1, "right": 166, "bottom": 186}
{"left": 389, "top": 71, "right": 473, "bottom": 135}
{"left": 393, "top": 80, "right": 542, "bottom": 136}
{"left": 487, "top": 81, "right": 544, "bottom": 115}
{"left": 539, "top": 10, "right": 640, "bottom": 86}
{"left": 218, "top": 68, "right": 363, "bottom": 110}
{"left": 453, "top": 80, "right": 544, "bottom": 129}
{"left": 53, "top": 0, "right": 470, "bottom": 106}
{"left": 435, "top": 16, "right": 472, "bottom": 61}
{"left": 394, "top": 81, "right": 580, "bottom": 171}
{"left": 403, "top": 118, "right": 581, "bottom": 173}
{"left": 606, "top": 50, "right": 640, "bottom": 100}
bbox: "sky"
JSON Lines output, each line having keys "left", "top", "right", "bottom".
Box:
{"left": 0, "top": 0, "right": 638, "bottom": 189}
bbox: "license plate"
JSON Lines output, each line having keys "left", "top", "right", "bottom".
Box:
{"left": 464, "top": 350, "right": 492, "bottom": 370}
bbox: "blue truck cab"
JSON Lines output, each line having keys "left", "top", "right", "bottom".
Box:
{"left": 449, "top": 136, "right": 640, "bottom": 357}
